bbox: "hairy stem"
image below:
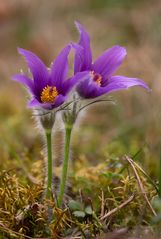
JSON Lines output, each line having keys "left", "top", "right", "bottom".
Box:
{"left": 159, "top": 147, "right": 161, "bottom": 198}
{"left": 57, "top": 125, "right": 72, "bottom": 207}
{"left": 45, "top": 130, "right": 53, "bottom": 199}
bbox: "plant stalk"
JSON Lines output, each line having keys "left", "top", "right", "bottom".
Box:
{"left": 159, "top": 146, "right": 161, "bottom": 198}
{"left": 45, "top": 130, "right": 53, "bottom": 199}
{"left": 57, "top": 125, "right": 72, "bottom": 207}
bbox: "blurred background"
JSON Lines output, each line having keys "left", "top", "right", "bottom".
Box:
{"left": 1, "top": 0, "right": 161, "bottom": 181}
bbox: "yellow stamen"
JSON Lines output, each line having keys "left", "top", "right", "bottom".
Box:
{"left": 90, "top": 71, "right": 102, "bottom": 86}
{"left": 95, "top": 77, "right": 102, "bottom": 86}
{"left": 41, "top": 85, "right": 58, "bottom": 103}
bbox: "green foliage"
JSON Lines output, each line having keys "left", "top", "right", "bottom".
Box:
{"left": 69, "top": 199, "right": 93, "bottom": 219}
{"left": 152, "top": 197, "right": 161, "bottom": 224}
{"left": 68, "top": 200, "right": 84, "bottom": 211}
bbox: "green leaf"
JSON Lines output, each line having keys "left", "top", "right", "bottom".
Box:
{"left": 85, "top": 205, "right": 93, "bottom": 215}
{"left": 68, "top": 200, "right": 83, "bottom": 211}
{"left": 73, "top": 210, "right": 86, "bottom": 218}
{"left": 152, "top": 213, "right": 161, "bottom": 224}
{"left": 152, "top": 196, "right": 161, "bottom": 212}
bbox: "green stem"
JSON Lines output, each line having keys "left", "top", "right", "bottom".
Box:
{"left": 45, "top": 130, "right": 53, "bottom": 199}
{"left": 159, "top": 145, "right": 161, "bottom": 198}
{"left": 57, "top": 125, "right": 72, "bottom": 207}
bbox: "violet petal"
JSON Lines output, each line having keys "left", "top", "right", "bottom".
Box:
{"left": 50, "top": 45, "right": 71, "bottom": 90}
{"left": 77, "top": 75, "right": 150, "bottom": 98}
{"left": 62, "top": 71, "right": 90, "bottom": 95}
{"left": 77, "top": 77, "right": 101, "bottom": 98}
{"left": 92, "top": 45, "right": 126, "bottom": 78}
{"left": 18, "top": 48, "right": 49, "bottom": 93}
{"left": 28, "top": 95, "right": 66, "bottom": 110}
{"left": 51, "top": 94, "right": 67, "bottom": 108}
{"left": 75, "top": 21, "right": 92, "bottom": 72}
{"left": 72, "top": 43, "right": 85, "bottom": 74}
{"left": 108, "top": 76, "right": 150, "bottom": 91}
{"left": 95, "top": 75, "right": 150, "bottom": 96}
{"left": 28, "top": 98, "right": 52, "bottom": 109}
{"left": 12, "top": 74, "right": 35, "bottom": 94}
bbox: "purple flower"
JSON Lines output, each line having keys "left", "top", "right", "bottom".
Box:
{"left": 73, "top": 22, "right": 149, "bottom": 99}
{"left": 12, "top": 45, "right": 87, "bottom": 110}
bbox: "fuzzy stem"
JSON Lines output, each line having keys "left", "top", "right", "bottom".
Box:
{"left": 159, "top": 147, "right": 161, "bottom": 198}
{"left": 45, "top": 130, "right": 53, "bottom": 199}
{"left": 57, "top": 125, "right": 72, "bottom": 207}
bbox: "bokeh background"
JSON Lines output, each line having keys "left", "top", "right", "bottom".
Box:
{"left": 1, "top": 0, "right": 161, "bottom": 181}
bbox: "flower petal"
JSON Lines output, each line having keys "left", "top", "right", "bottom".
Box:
{"left": 92, "top": 45, "right": 126, "bottom": 78}
{"left": 50, "top": 45, "right": 71, "bottom": 90}
{"left": 12, "top": 74, "right": 35, "bottom": 94}
{"left": 77, "top": 77, "right": 101, "bottom": 98}
{"left": 77, "top": 75, "right": 150, "bottom": 99}
{"left": 74, "top": 21, "right": 92, "bottom": 72}
{"left": 28, "top": 98, "right": 53, "bottom": 109}
{"left": 95, "top": 75, "right": 150, "bottom": 96}
{"left": 61, "top": 71, "right": 90, "bottom": 95}
{"left": 28, "top": 98, "right": 43, "bottom": 108}
{"left": 52, "top": 94, "right": 67, "bottom": 108}
{"left": 72, "top": 43, "right": 84, "bottom": 73}
{"left": 108, "top": 76, "right": 150, "bottom": 91}
{"left": 18, "top": 48, "right": 49, "bottom": 93}
{"left": 28, "top": 95, "right": 66, "bottom": 110}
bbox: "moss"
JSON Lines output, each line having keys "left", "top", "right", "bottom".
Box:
{"left": 0, "top": 154, "right": 160, "bottom": 239}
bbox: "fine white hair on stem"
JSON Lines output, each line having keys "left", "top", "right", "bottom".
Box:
{"left": 56, "top": 127, "right": 73, "bottom": 201}
{"left": 32, "top": 111, "right": 48, "bottom": 181}
{"left": 32, "top": 109, "right": 56, "bottom": 195}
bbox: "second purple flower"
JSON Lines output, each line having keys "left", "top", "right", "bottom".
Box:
{"left": 73, "top": 22, "right": 149, "bottom": 99}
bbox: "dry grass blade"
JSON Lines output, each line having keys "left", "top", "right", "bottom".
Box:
{"left": 132, "top": 160, "right": 158, "bottom": 194}
{"left": 100, "top": 190, "right": 105, "bottom": 218}
{"left": 0, "top": 222, "right": 49, "bottom": 239}
{"left": 124, "top": 155, "right": 156, "bottom": 216}
{"left": 100, "top": 194, "right": 134, "bottom": 221}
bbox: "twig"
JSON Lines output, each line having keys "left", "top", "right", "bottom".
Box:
{"left": 0, "top": 221, "right": 49, "bottom": 239}
{"left": 100, "top": 190, "right": 105, "bottom": 218}
{"left": 124, "top": 155, "right": 156, "bottom": 216}
{"left": 100, "top": 194, "right": 134, "bottom": 221}
{"left": 132, "top": 159, "right": 159, "bottom": 194}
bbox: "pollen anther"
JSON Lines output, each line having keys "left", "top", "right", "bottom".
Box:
{"left": 41, "top": 85, "right": 58, "bottom": 103}
{"left": 90, "top": 71, "right": 102, "bottom": 86}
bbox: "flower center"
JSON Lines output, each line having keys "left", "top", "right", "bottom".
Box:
{"left": 90, "top": 71, "right": 102, "bottom": 86}
{"left": 41, "top": 85, "right": 58, "bottom": 103}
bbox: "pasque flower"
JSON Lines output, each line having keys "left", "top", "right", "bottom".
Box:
{"left": 12, "top": 44, "right": 87, "bottom": 110}
{"left": 12, "top": 44, "right": 88, "bottom": 200}
{"left": 73, "top": 22, "right": 149, "bottom": 98}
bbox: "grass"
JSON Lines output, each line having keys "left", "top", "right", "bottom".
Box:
{"left": 0, "top": 156, "right": 159, "bottom": 238}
